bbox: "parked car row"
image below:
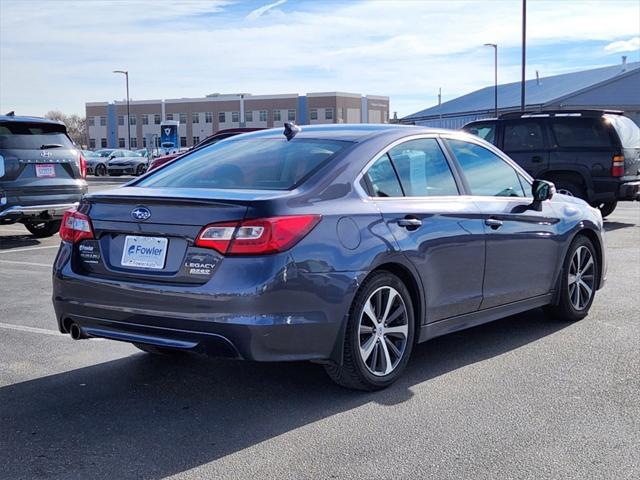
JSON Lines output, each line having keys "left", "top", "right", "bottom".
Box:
{"left": 82, "top": 148, "right": 149, "bottom": 177}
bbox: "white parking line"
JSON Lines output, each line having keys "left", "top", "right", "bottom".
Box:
{"left": 0, "top": 245, "right": 59, "bottom": 254}
{"left": 0, "top": 259, "right": 51, "bottom": 267}
{"left": 0, "top": 322, "right": 62, "bottom": 337}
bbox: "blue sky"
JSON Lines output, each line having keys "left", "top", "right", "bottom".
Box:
{"left": 1, "top": 0, "right": 638, "bottom": 118}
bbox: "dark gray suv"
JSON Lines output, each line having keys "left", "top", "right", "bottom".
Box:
{"left": 0, "top": 114, "right": 88, "bottom": 237}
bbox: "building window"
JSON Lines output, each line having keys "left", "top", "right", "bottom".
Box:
{"left": 142, "top": 115, "right": 149, "bottom": 125}
{"left": 218, "top": 112, "right": 226, "bottom": 123}
{"left": 192, "top": 112, "right": 199, "bottom": 124}
{"left": 89, "top": 138, "right": 96, "bottom": 149}
{"left": 100, "top": 116, "right": 106, "bottom": 126}
{"left": 259, "top": 110, "right": 267, "bottom": 122}
{"left": 118, "top": 137, "right": 125, "bottom": 148}
{"left": 232, "top": 111, "right": 239, "bottom": 123}
{"left": 129, "top": 115, "right": 136, "bottom": 125}
{"left": 154, "top": 114, "right": 161, "bottom": 124}
{"left": 101, "top": 138, "right": 107, "bottom": 148}
{"left": 205, "top": 112, "right": 213, "bottom": 123}
{"left": 310, "top": 108, "right": 318, "bottom": 120}
{"left": 245, "top": 111, "right": 253, "bottom": 122}
{"left": 325, "top": 108, "right": 334, "bottom": 120}
{"left": 142, "top": 137, "right": 147, "bottom": 148}
{"left": 118, "top": 115, "right": 124, "bottom": 126}
{"left": 180, "top": 136, "right": 187, "bottom": 147}
{"left": 273, "top": 110, "right": 281, "bottom": 122}
{"left": 288, "top": 109, "right": 296, "bottom": 121}
{"left": 130, "top": 137, "right": 137, "bottom": 148}
{"left": 193, "top": 136, "right": 200, "bottom": 145}
{"left": 166, "top": 113, "right": 173, "bottom": 121}
{"left": 88, "top": 117, "right": 95, "bottom": 127}
{"left": 179, "top": 113, "right": 187, "bottom": 124}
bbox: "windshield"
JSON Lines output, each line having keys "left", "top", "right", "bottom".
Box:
{"left": 0, "top": 122, "right": 74, "bottom": 150}
{"left": 138, "top": 137, "right": 352, "bottom": 190}
{"left": 95, "top": 149, "right": 113, "bottom": 157}
{"left": 605, "top": 114, "right": 640, "bottom": 148}
{"left": 82, "top": 150, "right": 98, "bottom": 157}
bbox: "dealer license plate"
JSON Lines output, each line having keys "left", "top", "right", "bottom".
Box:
{"left": 120, "top": 236, "right": 168, "bottom": 269}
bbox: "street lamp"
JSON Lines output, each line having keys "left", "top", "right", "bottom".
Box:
{"left": 113, "top": 70, "right": 130, "bottom": 149}
{"left": 484, "top": 43, "right": 498, "bottom": 118}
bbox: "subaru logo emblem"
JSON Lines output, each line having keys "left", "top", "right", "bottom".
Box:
{"left": 131, "top": 206, "right": 151, "bottom": 221}
{"left": 40, "top": 151, "right": 52, "bottom": 157}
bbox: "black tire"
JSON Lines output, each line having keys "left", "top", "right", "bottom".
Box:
{"left": 597, "top": 201, "right": 617, "bottom": 218}
{"left": 135, "top": 164, "right": 146, "bottom": 176}
{"left": 553, "top": 179, "right": 586, "bottom": 201}
{"left": 544, "top": 235, "right": 599, "bottom": 322}
{"left": 133, "top": 343, "right": 185, "bottom": 355}
{"left": 324, "top": 271, "right": 415, "bottom": 391}
{"left": 94, "top": 164, "right": 107, "bottom": 176}
{"left": 23, "top": 220, "right": 61, "bottom": 238}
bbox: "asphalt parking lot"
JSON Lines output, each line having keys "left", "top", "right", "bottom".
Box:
{"left": 0, "top": 180, "right": 638, "bottom": 480}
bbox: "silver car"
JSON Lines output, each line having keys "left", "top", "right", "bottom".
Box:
{"left": 106, "top": 149, "right": 149, "bottom": 176}
{"left": 83, "top": 149, "right": 109, "bottom": 176}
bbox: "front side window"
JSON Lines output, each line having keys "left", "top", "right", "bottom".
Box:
{"left": 550, "top": 118, "right": 614, "bottom": 148}
{"left": 448, "top": 140, "right": 526, "bottom": 197}
{"left": 138, "top": 138, "right": 352, "bottom": 190}
{"left": 464, "top": 122, "right": 496, "bottom": 145}
{"left": 365, "top": 155, "right": 403, "bottom": 197}
{"left": 503, "top": 121, "right": 544, "bottom": 151}
{"left": 388, "top": 139, "right": 458, "bottom": 196}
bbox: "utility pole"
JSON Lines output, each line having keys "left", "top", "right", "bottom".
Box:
{"left": 520, "top": 0, "right": 527, "bottom": 112}
{"left": 438, "top": 87, "right": 442, "bottom": 119}
{"left": 484, "top": 43, "right": 498, "bottom": 117}
{"left": 113, "top": 70, "right": 131, "bottom": 148}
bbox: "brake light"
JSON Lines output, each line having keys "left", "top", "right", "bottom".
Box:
{"left": 195, "top": 215, "right": 321, "bottom": 255}
{"left": 612, "top": 154, "right": 625, "bottom": 177}
{"left": 59, "top": 209, "right": 94, "bottom": 243}
{"left": 79, "top": 153, "right": 87, "bottom": 179}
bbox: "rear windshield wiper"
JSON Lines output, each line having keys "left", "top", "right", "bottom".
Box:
{"left": 40, "top": 143, "right": 64, "bottom": 149}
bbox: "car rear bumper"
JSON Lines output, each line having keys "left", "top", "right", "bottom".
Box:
{"left": 0, "top": 202, "right": 78, "bottom": 220}
{"left": 618, "top": 180, "right": 640, "bottom": 201}
{"left": 52, "top": 244, "right": 362, "bottom": 362}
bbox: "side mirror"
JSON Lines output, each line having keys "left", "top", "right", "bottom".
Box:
{"left": 532, "top": 179, "right": 555, "bottom": 202}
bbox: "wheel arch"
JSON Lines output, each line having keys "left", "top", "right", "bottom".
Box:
{"left": 573, "top": 227, "right": 604, "bottom": 290}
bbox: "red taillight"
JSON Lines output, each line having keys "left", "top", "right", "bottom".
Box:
{"left": 612, "top": 154, "right": 625, "bottom": 177}
{"left": 59, "top": 209, "right": 94, "bottom": 243}
{"left": 79, "top": 153, "right": 87, "bottom": 179}
{"left": 195, "top": 215, "right": 321, "bottom": 255}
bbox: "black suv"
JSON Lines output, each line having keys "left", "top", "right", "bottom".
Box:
{"left": 463, "top": 110, "right": 640, "bottom": 217}
{"left": 0, "top": 114, "right": 88, "bottom": 237}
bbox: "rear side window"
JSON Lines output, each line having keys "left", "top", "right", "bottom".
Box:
{"left": 388, "top": 139, "right": 458, "bottom": 196}
{"left": 448, "top": 140, "right": 526, "bottom": 197}
{"left": 550, "top": 118, "right": 613, "bottom": 148}
{"left": 365, "top": 155, "right": 403, "bottom": 197}
{"left": 138, "top": 138, "right": 351, "bottom": 190}
{"left": 605, "top": 114, "right": 640, "bottom": 148}
{"left": 503, "top": 121, "right": 545, "bottom": 151}
{"left": 0, "top": 122, "right": 74, "bottom": 150}
{"left": 464, "top": 123, "right": 496, "bottom": 145}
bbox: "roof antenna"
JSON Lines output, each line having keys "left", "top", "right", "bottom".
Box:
{"left": 535, "top": 70, "right": 540, "bottom": 86}
{"left": 283, "top": 122, "right": 301, "bottom": 141}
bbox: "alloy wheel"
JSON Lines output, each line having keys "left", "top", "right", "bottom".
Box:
{"left": 358, "top": 286, "right": 409, "bottom": 376}
{"left": 557, "top": 188, "right": 574, "bottom": 196}
{"left": 568, "top": 246, "right": 595, "bottom": 310}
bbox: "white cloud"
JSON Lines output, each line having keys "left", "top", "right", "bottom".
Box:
{"left": 604, "top": 36, "right": 640, "bottom": 53}
{"left": 246, "top": 0, "right": 287, "bottom": 21}
{"left": 1, "top": 0, "right": 639, "bottom": 117}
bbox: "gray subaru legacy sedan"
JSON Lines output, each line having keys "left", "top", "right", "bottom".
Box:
{"left": 52, "top": 124, "right": 606, "bottom": 390}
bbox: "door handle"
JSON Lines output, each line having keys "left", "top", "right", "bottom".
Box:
{"left": 484, "top": 218, "right": 503, "bottom": 230}
{"left": 531, "top": 155, "right": 543, "bottom": 163}
{"left": 397, "top": 217, "right": 422, "bottom": 229}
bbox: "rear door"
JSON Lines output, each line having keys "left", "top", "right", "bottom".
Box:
{"left": 363, "top": 136, "right": 485, "bottom": 322}
{"left": 444, "top": 137, "right": 562, "bottom": 309}
{"left": 501, "top": 119, "right": 549, "bottom": 177}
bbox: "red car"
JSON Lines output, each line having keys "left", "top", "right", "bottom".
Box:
{"left": 147, "top": 128, "right": 263, "bottom": 172}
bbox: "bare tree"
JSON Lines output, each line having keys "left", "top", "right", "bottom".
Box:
{"left": 44, "top": 110, "right": 87, "bottom": 147}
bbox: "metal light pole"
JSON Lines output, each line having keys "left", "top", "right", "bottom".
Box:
{"left": 484, "top": 43, "right": 498, "bottom": 117}
{"left": 520, "top": 0, "right": 527, "bottom": 112}
{"left": 113, "top": 70, "right": 130, "bottom": 149}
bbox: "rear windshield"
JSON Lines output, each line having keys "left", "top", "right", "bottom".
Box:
{"left": 549, "top": 118, "right": 614, "bottom": 148}
{"left": 137, "top": 138, "right": 352, "bottom": 190}
{"left": 605, "top": 114, "right": 640, "bottom": 148}
{"left": 0, "top": 122, "right": 74, "bottom": 150}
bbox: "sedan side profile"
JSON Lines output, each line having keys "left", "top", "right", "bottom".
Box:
{"left": 52, "top": 124, "right": 606, "bottom": 390}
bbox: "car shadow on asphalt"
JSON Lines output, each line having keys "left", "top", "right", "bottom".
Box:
{"left": 0, "top": 308, "right": 569, "bottom": 479}
{"left": 603, "top": 221, "right": 636, "bottom": 232}
{"left": 0, "top": 234, "right": 42, "bottom": 250}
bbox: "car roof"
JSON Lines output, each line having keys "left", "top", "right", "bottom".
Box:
{"left": 0, "top": 114, "right": 66, "bottom": 126}
{"left": 230, "top": 123, "right": 446, "bottom": 142}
